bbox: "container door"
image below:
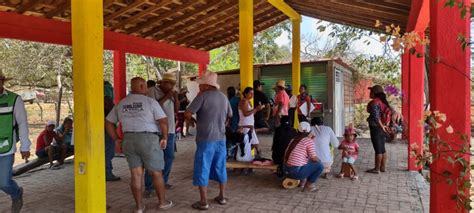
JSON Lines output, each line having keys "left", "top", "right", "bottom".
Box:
{"left": 334, "top": 69, "right": 345, "bottom": 137}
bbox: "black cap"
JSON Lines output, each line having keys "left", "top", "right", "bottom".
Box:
{"left": 253, "top": 80, "right": 265, "bottom": 88}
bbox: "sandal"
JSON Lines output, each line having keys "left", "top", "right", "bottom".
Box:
{"left": 365, "top": 168, "right": 380, "bottom": 174}
{"left": 380, "top": 167, "right": 387, "bottom": 172}
{"left": 351, "top": 175, "right": 359, "bottom": 181}
{"left": 214, "top": 196, "right": 227, "bottom": 205}
{"left": 191, "top": 201, "right": 209, "bottom": 211}
{"left": 133, "top": 205, "right": 145, "bottom": 213}
{"left": 336, "top": 173, "right": 344, "bottom": 178}
{"left": 158, "top": 200, "right": 175, "bottom": 210}
{"left": 303, "top": 186, "right": 318, "bottom": 192}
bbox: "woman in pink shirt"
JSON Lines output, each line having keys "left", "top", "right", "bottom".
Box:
{"left": 283, "top": 122, "right": 324, "bottom": 192}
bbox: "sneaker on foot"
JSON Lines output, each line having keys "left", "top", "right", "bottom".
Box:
{"left": 11, "top": 187, "right": 23, "bottom": 213}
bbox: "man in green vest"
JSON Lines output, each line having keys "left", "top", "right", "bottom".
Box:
{"left": 0, "top": 70, "right": 31, "bottom": 213}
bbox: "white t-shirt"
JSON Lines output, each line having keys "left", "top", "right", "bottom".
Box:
{"left": 311, "top": 125, "right": 339, "bottom": 164}
{"left": 106, "top": 94, "right": 167, "bottom": 133}
{"left": 147, "top": 87, "right": 176, "bottom": 134}
{"left": 289, "top": 95, "right": 297, "bottom": 108}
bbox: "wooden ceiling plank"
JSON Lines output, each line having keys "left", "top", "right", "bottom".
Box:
{"left": 127, "top": 0, "right": 201, "bottom": 34}
{"left": 200, "top": 15, "right": 288, "bottom": 50}
{"left": 291, "top": 3, "right": 406, "bottom": 28}
{"left": 172, "top": 0, "right": 267, "bottom": 43}
{"left": 44, "top": 0, "right": 70, "bottom": 18}
{"left": 327, "top": 0, "right": 409, "bottom": 16}
{"left": 105, "top": 0, "right": 148, "bottom": 23}
{"left": 104, "top": 0, "right": 117, "bottom": 9}
{"left": 143, "top": 0, "right": 221, "bottom": 38}
{"left": 192, "top": 12, "right": 284, "bottom": 48}
{"left": 297, "top": 10, "right": 386, "bottom": 33}
{"left": 109, "top": 0, "right": 175, "bottom": 30}
{"left": 17, "top": 0, "right": 41, "bottom": 14}
{"left": 180, "top": 4, "right": 277, "bottom": 46}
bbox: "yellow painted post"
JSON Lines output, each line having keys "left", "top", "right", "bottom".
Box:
{"left": 267, "top": 0, "right": 301, "bottom": 128}
{"left": 71, "top": 0, "right": 105, "bottom": 212}
{"left": 239, "top": 0, "right": 253, "bottom": 95}
{"left": 292, "top": 19, "right": 301, "bottom": 128}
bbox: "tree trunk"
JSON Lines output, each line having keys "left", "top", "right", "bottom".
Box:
{"left": 67, "top": 95, "right": 73, "bottom": 115}
{"left": 56, "top": 74, "right": 63, "bottom": 126}
{"left": 36, "top": 102, "right": 43, "bottom": 121}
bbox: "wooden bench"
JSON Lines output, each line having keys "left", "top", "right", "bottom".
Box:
{"left": 226, "top": 161, "right": 300, "bottom": 189}
{"left": 226, "top": 161, "right": 278, "bottom": 171}
{"left": 13, "top": 152, "right": 74, "bottom": 176}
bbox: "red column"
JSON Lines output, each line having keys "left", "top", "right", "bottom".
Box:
{"left": 407, "top": 39, "right": 424, "bottom": 171}
{"left": 401, "top": 52, "right": 409, "bottom": 141}
{"left": 198, "top": 63, "right": 207, "bottom": 77}
{"left": 113, "top": 50, "right": 127, "bottom": 104}
{"left": 430, "top": 0, "right": 471, "bottom": 212}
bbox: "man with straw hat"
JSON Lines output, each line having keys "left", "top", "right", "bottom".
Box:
{"left": 273, "top": 80, "right": 290, "bottom": 127}
{"left": 144, "top": 72, "right": 179, "bottom": 195}
{"left": 185, "top": 71, "right": 232, "bottom": 210}
{"left": 0, "top": 70, "right": 31, "bottom": 213}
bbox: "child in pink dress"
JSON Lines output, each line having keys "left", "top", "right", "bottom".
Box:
{"left": 337, "top": 128, "right": 360, "bottom": 180}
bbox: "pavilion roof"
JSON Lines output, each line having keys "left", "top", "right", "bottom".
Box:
{"left": 0, "top": 0, "right": 412, "bottom": 51}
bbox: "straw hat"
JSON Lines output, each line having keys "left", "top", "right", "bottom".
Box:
{"left": 298, "top": 121, "right": 311, "bottom": 133}
{"left": 197, "top": 71, "right": 220, "bottom": 89}
{"left": 368, "top": 85, "right": 384, "bottom": 95}
{"left": 0, "top": 69, "right": 12, "bottom": 81}
{"left": 273, "top": 80, "right": 286, "bottom": 89}
{"left": 159, "top": 72, "right": 176, "bottom": 83}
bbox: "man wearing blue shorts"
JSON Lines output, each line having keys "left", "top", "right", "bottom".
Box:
{"left": 185, "top": 71, "right": 232, "bottom": 210}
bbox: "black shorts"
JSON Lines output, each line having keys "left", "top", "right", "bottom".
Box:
{"left": 369, "top": 125, "right": 386, "bottom": 154}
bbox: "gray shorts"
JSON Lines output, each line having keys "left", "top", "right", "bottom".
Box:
{"left": 123, "top": 132, "right": 164, "bottom": 172}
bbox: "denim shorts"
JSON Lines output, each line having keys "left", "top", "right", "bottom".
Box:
{"left": 193, "top": 140, "right": 227, "bottom": 186}
{"left": 123, "top": 132, "right": 164, "bottom": 172}
{"left": 342, "top": 156, "right": 356, "bottom": 164}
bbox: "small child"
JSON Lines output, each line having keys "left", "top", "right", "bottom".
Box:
{"left": 337, "top": 128, "right": 360, "bottom": 180}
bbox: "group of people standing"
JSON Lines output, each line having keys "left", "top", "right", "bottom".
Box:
{"left": 0, "top": 62, "right": 394, "bottom": 212}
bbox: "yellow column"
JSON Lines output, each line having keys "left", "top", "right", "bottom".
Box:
{"left": 71, "top": 0, "right": 105, "bottom": 212}
{"left": 292, "top": 20, "right": 301, "bottom": 128}
{"left": 239, "top": 0, "right": 253, "bottom": 94}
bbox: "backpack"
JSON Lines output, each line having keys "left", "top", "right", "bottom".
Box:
{"left": 371, "top": 98, "right": 392, "bottom": 126}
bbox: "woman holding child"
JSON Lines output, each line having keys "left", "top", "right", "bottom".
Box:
{"left": 238, "top": 87, "right": 264, "bottom": 159}
{"left": 283, "top": 122, "right": 324, "bottom": 192}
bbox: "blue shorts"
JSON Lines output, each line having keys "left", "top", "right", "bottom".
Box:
{"left": 193, "top": 140, "right": 227, "bottom": 186}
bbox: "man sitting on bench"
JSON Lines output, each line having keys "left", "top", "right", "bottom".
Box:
{"left": 35, "top": 121, "right": 67, "bottom": 169}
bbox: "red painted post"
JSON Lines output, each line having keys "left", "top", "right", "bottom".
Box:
{"left": 113, "top": 50, "right": 127, "bottom": 104}
{"left": 401, "top": 52, "right": 409, "bottom": 141}
{"left": 198, "top": 63, "right": 207, "bottom": 77}
{"left": 407, "top": 39, "right": 424, "bottom": 171}
{"left": 430, "top": 0, "right": 471, "bottom": 212}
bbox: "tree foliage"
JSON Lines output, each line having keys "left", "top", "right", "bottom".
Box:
{"left": 208, "top": 21, "right": 291, "bottom": 71}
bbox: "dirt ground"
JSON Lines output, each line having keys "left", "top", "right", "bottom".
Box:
{"left": 12, "top": 102, "right": 72, "bottom": 166}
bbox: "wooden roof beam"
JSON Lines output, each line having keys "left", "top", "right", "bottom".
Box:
{"left": 172, "top": 0, "right": 267, "bottom": 44}
{"left": 104, "top": 0, "right": 149, "bottom": 23}
{"left": 109, "top": 0, "right": 175, "bottom": 30}
{"left": 297, "top": 10, "right": 385, "bottom": 32}
{"left": 200, "top": 15, "right": 288, "bottom": 50}
{"left": 104, "top": 0, "right": 117, "bottom": 9}
{"left": 127, "top": 0, "right": 202, "bottom": 35}
{"left": 44, "top": 0, "right": 70, "bottom": 18}
{"left": 17, "top": 0, "right": 41, "bottom": 14}
{"left": 152, "top": 0, "right": 236, "bottom": 41}
{"left": 290, "top": 3, "right": 406, "bottom": 28}
{"left": 143, "top": 0, "right": 221, "bottom": 38}
{"left": 183, "top": 6, "right": 278, "bottom": 47}
{"left": 192, "top": 11, "right": 284, "bottom": 48}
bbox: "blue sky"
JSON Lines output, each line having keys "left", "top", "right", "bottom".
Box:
{"left": 275, "top": 16, "right": 388, "bottom": 56}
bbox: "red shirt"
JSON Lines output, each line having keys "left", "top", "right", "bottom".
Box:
{"left": 273, "top": 90, "right": 289, "bottom": 116}
{"left": 36, "top": 130, "right": 58, "bottom": 151}
{"left": 285, "top": 137, "right": 317, "bottom": 167}
{"left": 340, "top": 140, "right": 359, "bottom": 160}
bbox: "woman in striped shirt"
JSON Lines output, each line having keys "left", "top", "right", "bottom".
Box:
{"left": 283, "top": 122, "right": 324, "bottom": 192}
